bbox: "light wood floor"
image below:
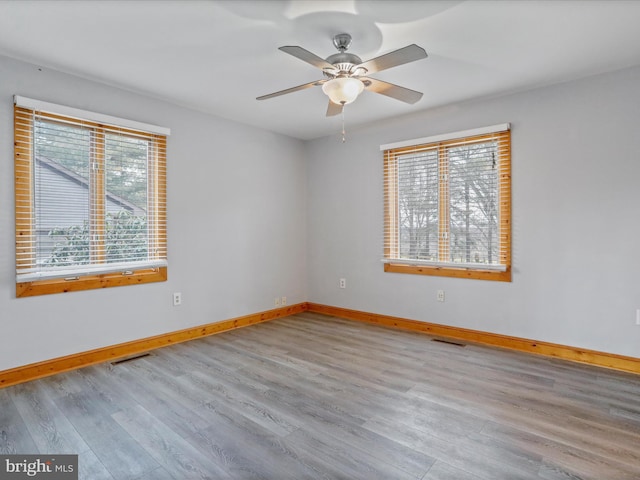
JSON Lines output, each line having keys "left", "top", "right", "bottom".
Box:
{"left": 1, "top": 312, "right": 640, "bottom": 479}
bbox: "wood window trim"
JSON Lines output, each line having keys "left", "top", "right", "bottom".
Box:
{"left": 14, "top": 105, "right": 168, "bottom": 297}
{"left": 16, "top": 267, "right": 168, "bottom": 298}
{"left": 383, "top": 262, "right": 511, "bottom": 282}
{"left": 383, "top": 130, "right": 511, "bottom": 282}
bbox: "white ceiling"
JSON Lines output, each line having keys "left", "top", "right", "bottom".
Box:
{"left": 1, "top": 0, "right": 640, "bottom": 140}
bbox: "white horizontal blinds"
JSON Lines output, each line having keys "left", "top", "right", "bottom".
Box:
{"left": 104, "top": 131, "right": 149, "bottom": 263}
{"left": 383, "top": 126, "right": 511, "bottom": 269}
{"left": 146, "top": 134, "right": 168, "bottom": 264}
{"left": 34, "top": 116, "right": 92, "bottom": 268}
{"left": 447, "top": 138, "right": 500, "bottom": 265}
{"left": 15, "top": 107, "right": 36, "bottom": 273}
{"left": 383, "top": 149, "right": 399, "bottom": 259}
{"left": 15, "top": 103, "right": 168, "bottom": 282}
{"left": 396, "top": 148, "right": 439, "bottom": 261}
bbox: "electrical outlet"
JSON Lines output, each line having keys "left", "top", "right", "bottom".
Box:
{"left": 437, "top": 290, "right": 445, "bottom": 302}
{"left": 281, "top": 296, "right": 287, "bottom": 306}
{"left": 339, "top": 278, "right": 346, "bottom": 289}
{"left": 173, "top": 292, "right": 182, "bottom": 306}
{"left": 636, "top": 309, "right": 640, "bottom": 326}
{"left": 275, "top": 297, "right": 281, "bottom": 307}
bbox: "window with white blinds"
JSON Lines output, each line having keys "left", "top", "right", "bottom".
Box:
{"left": 14, "top": 96, "right": 169, "bottom": 297}
{"left": 382, "top": 124, "right": 511, "bottom": 281}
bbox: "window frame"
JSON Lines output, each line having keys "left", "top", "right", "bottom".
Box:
{"left": 14, "top": 101, "right": 168, "bottom": 297}
{"left": 382, "top": 126, "right": 511, "bottom": 282}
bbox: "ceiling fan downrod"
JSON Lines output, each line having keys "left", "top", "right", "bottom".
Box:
{"left": 332, "top": 33, "right": 352, "bottom": 52}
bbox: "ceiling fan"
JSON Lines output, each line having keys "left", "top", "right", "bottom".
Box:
{"left": 257, "top": 33, "right": 428, "bottom": 116}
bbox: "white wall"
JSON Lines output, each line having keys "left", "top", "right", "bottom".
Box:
{"left": 306, "top": 66, "right": 640, "bottom": 358}
{"left": 0, "top": 55, "right": 308, "bottom": 371}
{"left": 2, "top": 54, "right": 639, "bottom": 373}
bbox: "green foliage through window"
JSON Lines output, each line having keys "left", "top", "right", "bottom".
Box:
{"left": 45, "top": 211, "right": 148, "bottom": 266}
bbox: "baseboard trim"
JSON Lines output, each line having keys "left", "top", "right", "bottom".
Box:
{"left": 306, "top": 303, "right": 640, "bottom": 375}
{"left": 4, "top": 300, "right": 638, "bottom": 388}
{"left": 0, "top": 303, "right": 306, "bottom": 388}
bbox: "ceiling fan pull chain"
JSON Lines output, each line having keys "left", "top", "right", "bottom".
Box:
{"left": 341, "top": 104, "right": 346, "bottom": 143}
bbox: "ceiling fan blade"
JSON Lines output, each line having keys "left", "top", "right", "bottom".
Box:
{"left": 358, "top": 44, "right": 427, "bottom": 74}
{"left": 279, "top": 46, "right": 336, "bottom": 71}
{"left": 257, "top": 79, "right": 325, "bottom": 101}
{"left": 362, "top": 77, "right": 423, "bottom": 104}
{"left": 326, "top": 100, "right": 343, "bottom": 117}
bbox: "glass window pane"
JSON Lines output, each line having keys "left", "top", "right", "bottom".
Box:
{"left": 448, "top": 141, "right": 499, "bottom": 265}
{"left": 34, "top": 120, "right": 91, "bottom": 267}
{"left": 397, "top": 149, "right": 439, "bottom": 260}
{"left": 105, "top": 133, "right": 149, "bottom": 263}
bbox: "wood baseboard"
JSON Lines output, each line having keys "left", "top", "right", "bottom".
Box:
{"left": 0, "top": 303, "right": 306, "bottom": 389}
{"left": 3, "top": 300, "right": 638, "bottom": 388}
{"left": 306, "top": 303, "right": 640, "bottom": 375}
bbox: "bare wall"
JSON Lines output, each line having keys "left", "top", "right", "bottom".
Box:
{"left": 2, "top": 54, "right": 638, "bottom": 372}
{"left": 306, "top": 65, "right": 640, "bottom": 358}
{"left": 0, "top": 55, "right": 308, "bottom": 371}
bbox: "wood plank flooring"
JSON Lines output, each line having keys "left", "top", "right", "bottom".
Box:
{"left": 1, "top": 312, "right": 639, "bottom": 479}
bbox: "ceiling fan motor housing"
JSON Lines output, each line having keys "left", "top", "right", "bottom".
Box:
{"left": 325, "top": 34, "right": 365, "bottom": 78}
{"left": 325, "top": 53, "right": 364, "bottom": 78}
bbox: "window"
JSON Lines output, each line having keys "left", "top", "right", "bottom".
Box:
{"left": 382, "top": 124, "right": 511, "bottom": 281}
{"left": 14, "top": 96, "right": 169, "bottom": 297}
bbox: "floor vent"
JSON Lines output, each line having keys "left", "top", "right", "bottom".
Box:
{"left": 432, "top": 338, "right": 466, "bottom": 347}
{"left": 111, "top": 353, "right": 151, "bottom": 365}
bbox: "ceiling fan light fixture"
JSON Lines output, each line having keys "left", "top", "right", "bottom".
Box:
{"left": 322, "top": 77, "right": 364, "bottom": 105}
